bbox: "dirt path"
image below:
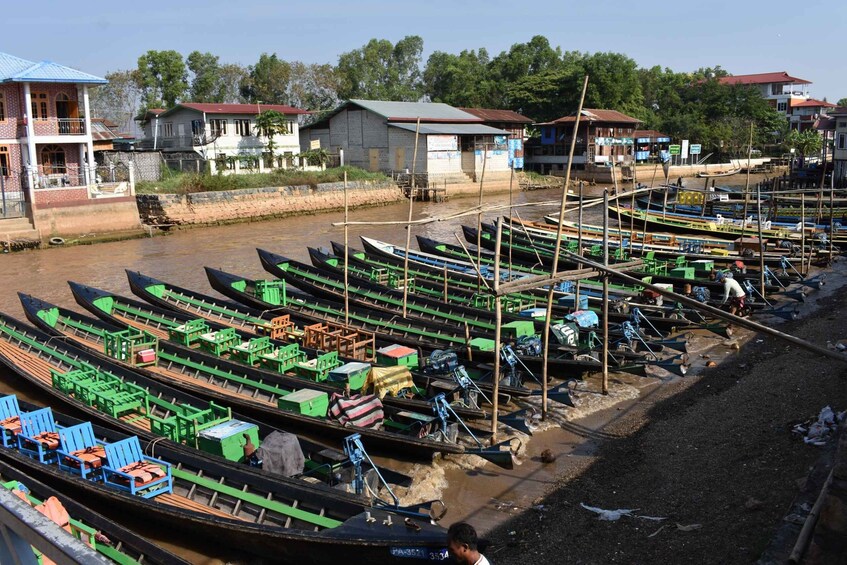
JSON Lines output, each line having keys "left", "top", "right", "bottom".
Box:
{"left": 486, "top": 263, "right": 847, "bottom": 564}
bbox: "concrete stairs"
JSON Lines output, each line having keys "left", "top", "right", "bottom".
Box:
{"left": 0, "top": 217, "right": 41, "bottom": 250}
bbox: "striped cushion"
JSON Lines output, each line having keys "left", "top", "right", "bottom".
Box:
{"left": 328, "top": 393, "right": 384, "bottom": 429}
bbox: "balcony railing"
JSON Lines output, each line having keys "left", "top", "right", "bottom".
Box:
{"left": 58, "top": 118, "right": 86, "bottom": 135}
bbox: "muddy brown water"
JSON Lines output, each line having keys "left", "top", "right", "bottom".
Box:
{"left": 0, "top": 175, "right": 773, "bottom": 562}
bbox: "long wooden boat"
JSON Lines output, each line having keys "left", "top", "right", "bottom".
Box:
{"left": 203, "top": 264, "right": 610, "bottom": 390}
{"left": 0, "top": 447, "right": 188, "bottom": 565}
{"left": 697, "top": 168, "right": 741, "bottom": 178}
{"left": 0, "top": 308, "right": 429, "bottom": 500}
{"left": 58, "top": 288, "right": 510, "bottom": 466}
{"left": 0, "top": 398, "right": 450, "bottom": 563}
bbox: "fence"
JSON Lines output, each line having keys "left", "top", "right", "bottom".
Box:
{"left": 0, "top": 172, "right": 28, "bottom": 219}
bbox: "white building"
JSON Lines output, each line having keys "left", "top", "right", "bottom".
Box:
{"left": 299, "top": 99, "right": 512, "bottom": 184}
{"left": 718, "top": 71, "right": 811, "bottom": 119}
{"left": 832, "top": 107, "right": 847, "bottom": 188}
{"left": 137, "top": 103, "right": 309, "bottom": 172}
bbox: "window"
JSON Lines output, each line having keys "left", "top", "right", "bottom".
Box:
{"left": 31, "top": 92, "right": 48, "bottom": 120}
{"left": 235, "top": 119, "right": 252, "bottom": 136}
{"left": 839, "top": 134, "right": 846, "bottom": 151}
{"left": 191, "top": 119, "right": 204, "bottom": 135}
{"left": 0, "top": 92, "right": 5, "bottom": 121}
{"left": 40, "top": 145, "right": 65, "bottom": 175}
{"left": 777, "top": 102, "right": 788, "bottom": 113}
{"left": 0, "top": 146, "right": 9, "bottom": 177}
{"left": 210, "top": 119, "right": 227, "bottom": 137}
{"left": 162, "top": 122, "right": 174, "bottom": 137}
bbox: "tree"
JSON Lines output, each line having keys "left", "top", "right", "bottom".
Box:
{"left": 136, "top": 50, "right": 187, "bottom": 109}
{"left": 577, "top": 52, "right": 644, "bottom": 115}
{"left": 187, "top": 51, "right": 222, "bottom": 102}
{"left": 241, "top": 53, "right": 291, "bottom": 104}
{"left": 335, "top": 36, "right": 424, "bottom": 101}
{"left": 837, "top": 97, "right": 847, "bottom": 108}
{"left": 423, "top": 49, "right": 495, "bottom": 107}
{"left": 89, "top": 69, "right": 142, "bottom": 130}
{"left": 286, "top": 62, "right": 340, "bottom": 113}
{"left": 254, "top": 110, "right": 289, "bottom": 165}
{"left": 786, "top": 129, "right": 822, "bottom": 166}
{"left": 217, "top": 63, "right": 249, "bottom": 103}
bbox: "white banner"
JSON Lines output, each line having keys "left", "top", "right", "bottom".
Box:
{"left": 427, "top": 135, "right": 458, "bottom": 152}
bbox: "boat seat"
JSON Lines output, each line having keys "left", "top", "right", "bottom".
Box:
{"left": 0, "top": 394, "right": 22, "bottom": 447}
{"left": 101, "top": 436, "right": 173, "bottom": 499}
{"left": 57, "top": 421, "right": 106, "bottom": 480}
{"left": 17, "top": 407, "right": 60, "bottom": 463}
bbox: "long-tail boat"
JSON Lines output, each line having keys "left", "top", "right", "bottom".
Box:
{"left": 0, "top": 449, "right": 188, "bottom": 565}
{"left": 0, "top": 397, "right": 451, "bottom": 563}
{"left": 57, "top": 288, "right": 513, "bottom": 466}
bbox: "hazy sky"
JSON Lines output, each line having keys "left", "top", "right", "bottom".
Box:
{"left": 5, "top": 0, "right": 845, "bottom": 102}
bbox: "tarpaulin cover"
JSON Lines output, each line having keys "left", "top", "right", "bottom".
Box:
{"left": 257, "top": 431, "right": 305, "bottom": 477}
{"left": 368, "top": 366, "right": 415, "bottom": 399}
{"left": 551, "top": 322, "right": 580, "bottom": 346}
{"left": 566, "top": 310, "right": 599, "bottom": 328}
{"left": 329, "top": 393, "right": 384, "bottom": 429}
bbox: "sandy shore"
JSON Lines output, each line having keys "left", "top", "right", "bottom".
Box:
{"left": 483, "top": 260, "right": 847, "bottom": 564}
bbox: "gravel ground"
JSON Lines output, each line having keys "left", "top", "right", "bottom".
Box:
{"left": 487, "top": 264, "right": 847, "bottom": 564}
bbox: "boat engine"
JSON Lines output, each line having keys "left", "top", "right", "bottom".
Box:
{"left": 515, "top": 335, "right": 542, "bottom": 356}
{"left": 425, "top": 350, "right": 460, "bottom": 375}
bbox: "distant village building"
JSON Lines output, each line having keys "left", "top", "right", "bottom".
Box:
{"left": 790, "top": 99, "right": 837, "bottom": 132}
{"left": 525, "top": 108, "right": 640, "bottom": 174}
{"left": 633, "top": 129, "right": 672, "bottom": 163}
{"left": 299, "top": 100, "right": 513, "bottom": 183}
{"left": 718, "top": 71, "right": 813, "bottom": 123}
{"left": 136, "top": 103, "right": 309, "bottom": 173}
{"left": 832, "top": 107, "right": 847, "bottom": 188}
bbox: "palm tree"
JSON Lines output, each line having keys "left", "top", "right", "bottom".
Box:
{"left": 786, "top": 129, "right": 822, "bottom": 168}
{"left": 253, "top": 110, "right": 289, "bottom": 168}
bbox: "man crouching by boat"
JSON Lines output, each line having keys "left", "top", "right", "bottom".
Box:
{"left": 711, "top": 270, "right": 746, "bottom": 316}
{"left": 447, "top": 522, "right": 490, "bottom": 565}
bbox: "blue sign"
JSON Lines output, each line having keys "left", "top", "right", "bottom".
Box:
{"left": 508, "top": 138, "right": 524, "bottom": 169}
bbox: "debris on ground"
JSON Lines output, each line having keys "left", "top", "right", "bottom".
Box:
{"left": 792, "top": 406, "right": 845, "bottom": 446}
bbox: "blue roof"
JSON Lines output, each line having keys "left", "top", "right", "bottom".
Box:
{"left": 0, "top": 52, "right": 106, "bottom": 84}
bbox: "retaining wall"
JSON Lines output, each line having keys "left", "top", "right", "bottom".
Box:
{"left": 136, "top": 180, "right": 404, "bottom": 226}
{"left": 34, "top": 196, "right": 143, "bottom": 237}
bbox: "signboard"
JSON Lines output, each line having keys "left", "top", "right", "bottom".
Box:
{"left": 309, "top": 139, "right": 320, "bottom": 150}
{"left": 595, "top": 137, "right": 634, "bottom": 146}
{"left": 507, "top": 138, "right": 524, "bottom": 169}
{"left": 681, "top": 139, "right": 689, "bottom": 159}
{"left": 668, "top": 144, "right": 681, "bottom": 156}
{"left": 427, "top": 135, "right": 458, "bottom": 152}
{"left": 690, "top": 144, "right": 702, "bottom": 155}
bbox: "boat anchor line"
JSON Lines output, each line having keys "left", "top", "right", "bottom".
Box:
{"left": 431, "top": 394, "right": 518, "bottom": 468}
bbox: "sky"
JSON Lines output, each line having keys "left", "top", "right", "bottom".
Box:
{"left": 4, "top": 0, "right": 845, "bottom": 103}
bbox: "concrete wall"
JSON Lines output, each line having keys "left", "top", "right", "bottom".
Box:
{"left": 34, "top": 196, "right": 141, "bottom": 237}
{"left": 136, "top": 179, "right": 403, "bottom": 226}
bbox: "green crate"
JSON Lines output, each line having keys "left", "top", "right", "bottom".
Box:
{"left": 469, "top": 337, "right": 496, "bottom": 351}
{"left": 376, "top": 344, "right": 419, "bottom": 367}
{"left": 502, "top": 320, "right": 535, "bottom": 339}
{"left": 196, "top": 420, "right": 260, "bottom": 463}
{"left": 669, "top": 267, "right": 695, "bottom": 280}
{"left": 328, "top": 362, "right": 372, "bottom": 391}
{"left": 278, "top": 389, "right": 329, "bottom": 417}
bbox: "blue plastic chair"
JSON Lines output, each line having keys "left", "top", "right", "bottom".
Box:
{"left": 0, "top": 395, "right": 22, "bottom": 448}
{"left": 17, "top": 407, "right": 59, "bottom": 463}
{"left": 57, "top": 422, "right": 105, "bottom": 480}
{"left": 101, "top": 436, "right": 172, "bottom": 499}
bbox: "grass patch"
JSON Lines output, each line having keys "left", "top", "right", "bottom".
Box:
{"left": 136, "top": 166, "right": 389, "bottom": 195}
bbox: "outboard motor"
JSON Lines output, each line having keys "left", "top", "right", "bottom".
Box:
{"left": 515, "top": 335, "right": 542, "bottom": 356}
{"left": 425, "top": 350, "right": 460, "bottom": 375}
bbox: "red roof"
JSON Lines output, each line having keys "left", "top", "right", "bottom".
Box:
{"left": 176, "top": 103, "right": 309, "bottom": 116}
{"left": 634, "top": 129, "right": 669, "bottom": 138}
{"left": 718, "top": 71, "right": 811, "bottom": 86}
{"left": 546, "top": 108, "right": 640, "bottom": 125}
{"left": 790, "top": 98, "right": 837, "bottom": 108}
{"left": 458, "top": 108, "right": 532, "bottom": 124}
{"left": 830, "top": 106, "right": 847, "bottom": 116}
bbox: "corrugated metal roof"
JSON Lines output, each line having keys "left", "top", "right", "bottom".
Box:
{"left": 3, "top": 59, "right": 106, "bottom": 84}
{"left": 718, "top": 71, "right": 811, "bottom": 86}
{"left": 548, "top": 108, "right": 640, "bottom": 125}
{"left": 171, "top": 103, "right": 309, "bottom": 117}
{"left": 389, "top": 123, "right": 509, "bottom": 135}
{"left": 350, "top": 100, "right": 480, "bottom": 122}
{"left": 0, "top": 52, "right": 36, "bottom": 80}
{"left": 790, "top": 98, "right": 837, "bottom": 108}
{"left": 458, "top": 107, "right": 532, "bottom": 123}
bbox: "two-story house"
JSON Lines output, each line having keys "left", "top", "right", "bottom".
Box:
{"left": 525, "top": 109, "right": 641, "bottom": 174}
{"left": 137, "top": 103, "right": 309, "bottom": 173}
{"left": 790, "top": 98, "right": 837, "bottom": 132}
{"left": 718, "top": 71, "right": 811, "bottom": 120}
{"left": 832, "top": 107, "right": 847, "bottom": 188}
{"left": 0, "top": 51, "right": 106, "bottom": 216}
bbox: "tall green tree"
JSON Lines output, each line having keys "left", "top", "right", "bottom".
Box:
{"left": 217, "top": 63, "right": 249, "bottom": 103}
{"left": 577, "top": 52, "right": 644, "bottom": 115}
{"left": 423, "top": 49, "right": 494, "bottom": 107}
{"left": 335, "top": 36, "right": 424, "bottom": 101}
{"left": 187, "top": 51, "right": 222, "bottom": 102}
{"left": 286, "top": 62, "right": 340, "bottom": 112}
{"left": 786, "top": 128, "right": 822, "bottom": 165}
{"left": 254, "top": 109, "right": 289, "bottom": 159}
{"left": 489, "top": 36, "right": 564, "bottom": 108}
{"left": 136, "top": 50, "right": 187, "bottom": 109}
{"left": 241, "top": 53, "right": 291, "bottom": 104}
{"left": 837, "top": 97, "right": 847, "bottom": 107}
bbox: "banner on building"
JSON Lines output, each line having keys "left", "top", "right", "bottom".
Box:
{"left": 427, "top": 135, "right": 458, "bottom": 152}
{"left": 508, "top": 138, "right": 524, "bottom": 169}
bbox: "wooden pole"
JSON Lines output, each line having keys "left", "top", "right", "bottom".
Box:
{"left": 829, "top": 175, "right": 835, "bottom": 263}
{"left": 464, "top": 322, "right": 473, "bottom": 362}
{"left": 443, "top": 265, "right": 449, "bottom": 303}
{"left": 343, "top": 171, "right": 350, "bottom": 325}
{"left": 602, "top": 189, "right": 610, "bottom": 395}
{"left": 401, "top": 118, "right": 421, "bottom": 319}
{"left": 756, "top": 183, "right": 766, "bottom": 297}
{"left": 612, "top": 160, "right": 623, "bottom": 255}
{"left": 491, "top": 217, "right": 504, "bottom": 437}
{"left": 508, "top": 166, "right": 515, "bottom": 275}
{"left": 576, "top": 182, "right": 584, "bottom": 302}
{"left": 740, "top": 122, "right": 754, "bottom": 247}
{"left": 800, "top": 193, "right": 806, "bottom": 277}
{"left": 541, "top": 74, "right": 589, "bottom": 421}
{"left": 630, "top": 156, "right": 637, "bottom": 255}
{"left": 476, "top": 143, "right": 489, "bottom": 294}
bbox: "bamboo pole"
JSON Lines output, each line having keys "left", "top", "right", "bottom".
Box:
{"left": 800, "top": 194, "right": 806, "bottom": 276}
{"left": 630, "top": 157, "right": 637, "bottom": 256}
{"left": 508, "top": 166, "right": 515, "bottom": 275}
{"left": 401, "top": 118, "right": 421, "bottom": 319}
{"left": 443, "top": 265, "right": 449, "bottom": 303}
{"left": 491, "top": 218, "right": 504, "bottom": 437}
{"left": 740, "top": 123, "right": 754, "bottom": 247}
{"left": 756, "top": 183, "right": 766, "bottom": 297}
{"left": 612, "top": 160, "right": 623, "bottom": 255}
{"left": 476, "top": 143, "right": 489, "bottom": 294}
{"left": 602, "top": 189, "right": 610, "bottom": 395}
{"left": 343, "top": 171, "right": 350, "bottom": 325}
{"left": 541, "top": 74, "right": 590, "bottom": 420}
{"left": 575, "top": 182, "right": 583, "bottom": 306}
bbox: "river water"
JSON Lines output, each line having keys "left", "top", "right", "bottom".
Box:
{"left": 0, "top": 174, "right": 772, "bottom": 562}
